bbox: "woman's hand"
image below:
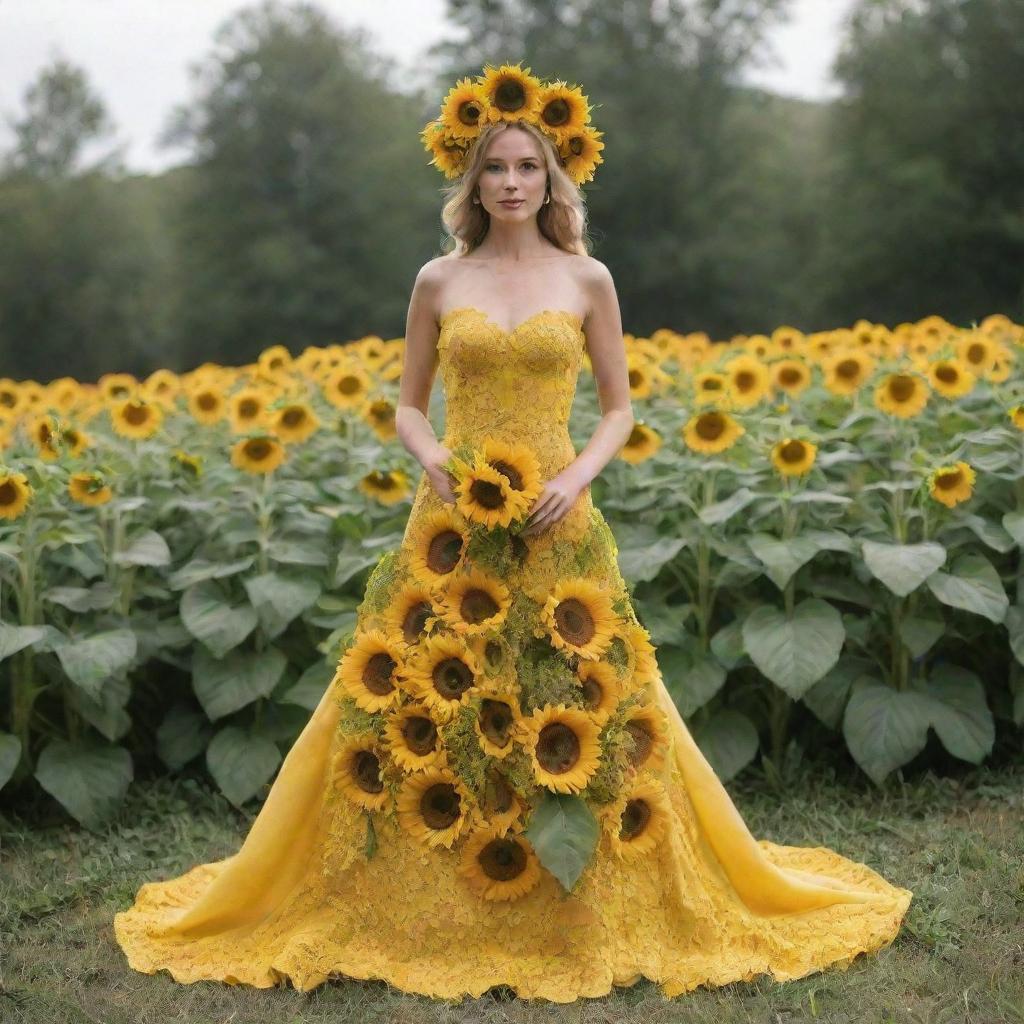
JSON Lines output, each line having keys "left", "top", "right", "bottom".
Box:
{"left": 424, "top": 447, "right": 457, "bottom": 505}
{"left": 520, "top": 470, "right": 586, "bottom": 537}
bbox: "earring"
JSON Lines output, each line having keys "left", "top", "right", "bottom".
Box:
{"left": 544, "top": 192, "right": 551, "bottom": 204}
{"left": 473, "top": 194, "right": 480, "bottom": 204}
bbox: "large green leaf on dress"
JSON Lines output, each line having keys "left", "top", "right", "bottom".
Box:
{"left": 524, "top": 791, "right": 599, "bottom": 894}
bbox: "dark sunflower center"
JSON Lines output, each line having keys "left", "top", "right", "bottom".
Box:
{"left": 779, "top": 367, "right": 801, "bottom": 386}
{"left": 888, "top": 376, "right": 916, "bottom": 402}
{"left": 836, "top": 359, "right": 860, "bottom": 380}
{"left": 485, "top": 773, "right": 514, "bottom": 814}
{"left": 490, "top": 459, "right": 524, "bottom": 491}
{"left": 537, "top": 721, "right": 580, "bottom": 774}
{"left": 555, "top": 597, "right": 595, "bottom": 647}
{"left": 620, "top": 797, "right": 651, "bottom": 840}
{"left": 402, "top": 600, "right": 433, "bottom": 644}
{"left": 459, "top": 100, "right": 481, "bottom": 126}
{"left": 337, "top": 375, "right": 360, "bottom": 395}
{"left": 124, "top": 403, "right": 150, "bottom": 425}
{"left": 479, "top": 837, "right": 527, "bottom": 880}
{"left": 495, "top": 79, "right": 526, "bottom": 111}
{"left": 198, "top": 393, "right": 217, "bottom": 410}
{"left": 421, "top": 782, "right": 461, "bottom": 829}
{"left": 363, "top": 651, "right": 396, "bottom": 695}
{"left": 0, "top": 481, "right": 16, "bottom": 505}
{"left": 282, "top": 407, "right": 305, "bottom": 427}
{"left": 580, "top": 676, "right": 603, "bottom": 710}
{"left": 780, "top": 440, "right": 806, "bottom": 463}
{"left": 469, "top": 478, "right": 506, "bottom": 509}
{"left": 427, "top": 529, "right": 463, "bottom": 574}
{"left": 461, "top": 587, "right": 500, "bottom": 624}
{"left": 480, "top": 699, "right": 514, "bottom": 746}
{"left": 936, "top": 364, "right": 958, "bottom": 383}
{"left": 542, "top": 97, "right": 570, "bottom": 128}
{"left": 734, "top": 371, "right": 756, "bottom": 393}
{"left": 245, "top": 439, "right": 271, "bottom": 460}
{"left": 696, "top": 414, "right": 725, "bottom": 440}
{"left": 936, "top": 471, "right": 962, "bottom": 490}
{"left": 625, "top": 720, "right": 653, "bottom": 767}
{"left": 967, "top": 343, "right": 985, "bottom": 364}
{"left": 354, "top": 750, "right": 382, "bottom": 792}
{"left": 433, "top": 656, "right": 474, "bottom": 700}
{"left": 402, "top": 715, "right": 437, "bottom": 755}
{"left": 239, "top": 399, "right": 260, "bottom": 417}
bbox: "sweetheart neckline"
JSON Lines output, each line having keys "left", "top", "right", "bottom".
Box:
{"left": 438, "top": 305, "right": 585, "bottom": 338}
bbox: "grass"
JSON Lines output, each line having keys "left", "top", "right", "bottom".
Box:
{"left": 1, "top": 745, "right": 1022, "bottom": 1024}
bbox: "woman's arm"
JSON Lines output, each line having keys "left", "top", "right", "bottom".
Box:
{"left": 521, "top": 258, "right": 635, "bottom": 536}
{"left": 395, "top": 260, "right": 456, "bottom": 504}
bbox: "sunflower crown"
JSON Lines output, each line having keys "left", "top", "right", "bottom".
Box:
{"left": 420, "top": 62, "right": 604, "bottom": 187}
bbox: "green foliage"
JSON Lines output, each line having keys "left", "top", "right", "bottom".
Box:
{"left": 438, "top": 701, "right": 489, "bottom": 802}
{"left": 523, "top": 790, "right": 600, "bottom": 894}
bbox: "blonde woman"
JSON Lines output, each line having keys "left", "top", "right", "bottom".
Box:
{"left": 115, "top": 63, "right": 912, "bottom": 1003}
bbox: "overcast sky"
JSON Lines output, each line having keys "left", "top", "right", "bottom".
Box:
{"left": 0, "top": 0, "right": 856, "bottom": 174}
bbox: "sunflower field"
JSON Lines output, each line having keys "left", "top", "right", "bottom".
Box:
{"left": 1, "top": 311, "right": 1022, "bottom": 829}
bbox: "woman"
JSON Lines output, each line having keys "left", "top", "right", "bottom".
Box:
{"left": 114, "top": 62, "right": 913, "bottom": 1002}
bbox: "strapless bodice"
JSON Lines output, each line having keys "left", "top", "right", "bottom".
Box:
{"left": 436, "top": 306, "right": 586, "bottom": 479}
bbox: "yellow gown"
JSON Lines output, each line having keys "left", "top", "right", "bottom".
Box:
{"left": 113, "top": 306, "right": 913, "bottom": 1001}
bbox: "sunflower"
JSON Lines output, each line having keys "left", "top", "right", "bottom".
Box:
{"left": 535, "top": 578, "right": 619, "bottom": 662}
{"left": 28, "top": 413, "right": 61, "bottom": 460}
{"left": 458, "top": 825, "right": 542, "bottom": 901}
{"left": 873, "top": 371, "right": 929, "bottom": 419}
{"left": 770, "top": 359, "right": 812, "bottom": 396}
{"left": 335, "top": 627, "right": 407, "bottom": 713}
{"left": 724, "top": 353, "right": 771, "bottom": 409}
{"left": 621, "top": 620, "right": 659, "bottom": 691}
{"left": 141, "top": 368, "right": 181, "bottom": 407}
{"left": 0, "top": 470, "right": 33, "bottom": 520}
{"left": 478, "top": 62, "right": 544, "bottom": 123}
{"left": 171, "top": 449, "right": 203, "bottom": 478}
{"left": 322, "top": 365, "right": 372, "bottom": 410}
{"left": 382, "top": 702, "right": 446, "bottom": 772}
{"left": 985, "top": 356, "right": 1012, "bottom": 383}
{"left": 257, "top": 344, "right": 293, "bottom": 379}
{"left": 436, "top": 566, "right": 512, "bottom": 638}
{"left": 187, "top": 385, "right": 227, "bottom": 425}
{"left": 474, "top": 691, "right": 522, "bottom": 759}
{"left": 471, "top": 768, "right": 527, "bottom": 835}
{"left": 537, "top": 79, "right": 590, "bottom": 142}
{"left": 822, "top": 350, "right": 875, "bottom": 396}
{"left": 270, "top": 401, "right": 320, "bottom": 444}
{"left": 383, "top": 580, "right": 444, "bottom": 648}
{"left": 98, "top": 372, "right": 139, "bottom": 403}
{"left": 681, "top": 410, "right": 745, "bottom": 455}
{"left": 1008, "top": 406, "right": 1024, "bottom": 431}
{"left": 362, "top": 397, "right": 397, "bottom": 441}
{"left": 691, "top": 371, "right": 731, "bottom": 409}
{"left": 358, "top": 469, "right": 410, "bottom": 506}
{"left": 452, "top": 452, "right": 531, "bottom": 530}
{"left": 620, "top": 701, "right": 669, "bottom": 775}
{"left": 520, "top": 702, "right": 602, "bottom": 794}
{"left": 407, "top": 507, "right": 470, "bottom": 592}
{"left": 110, "top": 397, "right": 163, "bottom": 440}
{"left": 624, "top": 354, "right": 655, "bottom": 400}
{"left": 228, "top": 387, "right": 267, "bottom": 433}
{"left": 575, "top": 661, "right": 620, "bottom": 725}
{"left": 68, "top": 470, "right": 112, "bottom": 507}
{"left": 0, "top": 379, "right": 23, "bottom": 413}
{"left": 771, "top": 437, "right": 817, "bottom": 477}
{"left": 603, "top": 773, "right": 671, "bottom": 861}
{"left": 926, "top": 359, "right": 976, "bottom": 399}
{"left": 956, "top": 332, "right": 999, "bottom": 375}
{"left": 421, "top": 119, "right": 469, "bottom": 179}
{"left": 928, "top": 460, "right": 976, "bottom": 508}
{"left": 403, "top": 633, "right": 483, "bottom": 722}
{"left": 60, "top": 424, "right": 89, "bottom": 457}
{"left": 618, "top": 421, "right": 662, "bottom": 464}
{"left": 230, "top": 434, "right": 286, "bottom": 474}
{"left": 331, "top": 735, "right": 390, "bottom": 812}
{"left": 479, "top": 437, "right": 543, "bottom": 507}
{"left": 396, "top": 764, "right": 474, "bottom": 849}
{"left": 439, "top": 77, "right": 489, "bottom": 142}
{"left": 558, "top": 123, "right": 605, "bottom": 186}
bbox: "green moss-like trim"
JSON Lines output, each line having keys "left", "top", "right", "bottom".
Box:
{"left": 515, "top": 636, "right": 588, "bottom": 715}
{"left": 335, "top": 695, "right": 385, "bottom": 738}
{"left": 439, "top": 700, "right": 490, "bottom": 803}
{"left": 584, "top": 716, "right": 633, "bottom": 805}
{"left": 359, "top": 548, "right": 403, "bottom": 616}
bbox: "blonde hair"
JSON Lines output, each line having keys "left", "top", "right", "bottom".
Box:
{"left": 438, "top": 121, "right": 592, "bottom": 257}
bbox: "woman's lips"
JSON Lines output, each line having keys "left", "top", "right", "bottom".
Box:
{"left": 500, "top": 199, "right": 524, "bottom": 207}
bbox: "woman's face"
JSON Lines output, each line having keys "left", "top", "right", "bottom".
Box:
{"left": 476, "top": 128, "right": 547, "bottom": 221}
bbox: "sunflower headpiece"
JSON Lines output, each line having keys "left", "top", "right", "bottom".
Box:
{"left": 420, "top": 62, "right": 604, "bottom": 187}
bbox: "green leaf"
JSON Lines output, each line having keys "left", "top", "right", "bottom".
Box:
{"left": 157, "top": 704, "right": 214, "bottom": 770}
{"left": 180, "top": 580, "right": 259, "bottom": 658}
{"left": 523, "top": 791, "right": 599, "bottom": 894}
{"left": 56, "top": 629, "right": 137, "bottom": 701}
{"left": 899, "top": 616, "right": 945, "bottom": 659}
{"left": 699, "top": 486, "right": 757, "bottom": 526}
{"left": 281, "top": 659, "right": 335, "bottom": 711}
{"left": 692, "top": 709, "right": 759, "bottom": 782}
{"left": 741, "top": 598, "right": 845, "bottom": 698}
{"left": 43, "top": 583, "right": 118, "bottom": 612}
{"left": 747, "top": 533, "right": 822, "bottom": 590}
{"left": 662, "top": 649, "right": 726, "bottom": 717}
{"left": 67, "top": 674, "right": 132, "bottom": 742}
{"left": 0, "top": 732, "right": 22, "bottom": 791}
{"left": 1001, "top": 510, "right": 1024, "bottom": 547}
{"left": 842, "top": 682, "right": 932, "bottom": 785}
{"left": 1005, "top": 605, "right": 1024, "bottom": 668}
{"left": 709, "top": 619, "right": 745, "bottom": 670}
{"left": 861, "top": 540, "right": 946, "bottom": 597}
{"left": 33, "top": 738, "right": 133, "bottom": 829}
{"left": 243, "top": 572, "right": 322, "bottom": 638}
{"left": 921, "top": 664, "right": 994, "bottom": 764}
{"left": 333, "top": 549, "right": 380, "bottom": 588}
{"left": 614, "top": 524, "right": 686, "bottom": 584}
{"left": 192, "top": 645, "right": 287, "bottom": 721}
{"left": 802, "top": 660, "right": 874, "bottom": 730}
{"left": 115, "top": 529, "right": 171, "bottom": 567}
{"left": 925, "top": 552, "right": 1009, "bottom": 624}
{"left": 0, "top": 622, "right": 49, "bottom": 661}
{"left": 267, "top": 537, "right": 330, "bottom": 566}
{"left": 206, "top": 726, "right": 281, "bottom": 807}
{"left": 168, "top": 555, "right": 256, "bottom": 590}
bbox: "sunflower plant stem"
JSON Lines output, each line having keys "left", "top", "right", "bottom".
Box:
{"left": 257, "top": 472, "right": 272, "bottom": 577}
{"left": 11, "top": 500, "right": 41, "bottom": 774}
{"left": 771, "top": 485, "right": 797, "bottom": 762}
{"left": 695, "top": 471, "right": 717, "bottom": 654}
